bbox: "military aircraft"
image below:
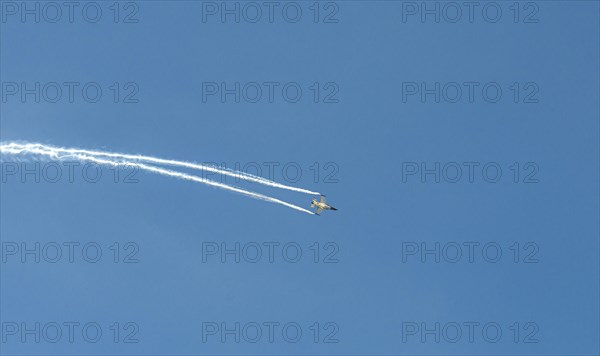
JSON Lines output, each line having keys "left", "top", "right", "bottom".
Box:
{"left": 311, "top": 195, "right": 338, "bottom": 215}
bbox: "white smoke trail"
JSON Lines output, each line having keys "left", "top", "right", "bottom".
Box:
{"left": 0, "top": 144, "right": 315, "bottom": 215}
{"left": 0, "top": 142, "right": 320, "bottom": 195}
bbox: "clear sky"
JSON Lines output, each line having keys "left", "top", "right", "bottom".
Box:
{"left": 0, "top": 1, "right": 598, "bottom": 355}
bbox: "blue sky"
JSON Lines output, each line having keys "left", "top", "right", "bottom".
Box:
{"left": 0, "top": 1, "right": 599, "bottom": 355}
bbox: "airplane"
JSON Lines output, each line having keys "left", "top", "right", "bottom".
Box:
{"left": 311, "top": 195, "right": 338, "bottom": 215}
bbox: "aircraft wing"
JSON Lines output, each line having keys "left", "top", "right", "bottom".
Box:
{"left": 320, "top": 196, "right": 326, "bottom": 204}
{"left": 316, "top": 207, "right": 323, "bottom": 215}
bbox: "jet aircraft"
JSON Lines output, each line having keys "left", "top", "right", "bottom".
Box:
{"left": 311, "top": 195, "right": 338, "bottom": 215}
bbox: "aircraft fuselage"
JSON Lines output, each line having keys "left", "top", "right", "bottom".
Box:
{"left": 312, "top": 199, "right": 337, "bottom": 211}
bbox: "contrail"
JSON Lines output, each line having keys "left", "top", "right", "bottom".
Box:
{"left": 0, "top": 143, "right": 316, "bottom": 215}
{"left": 0, "top": 142, "right": 320, "bottom": 195}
